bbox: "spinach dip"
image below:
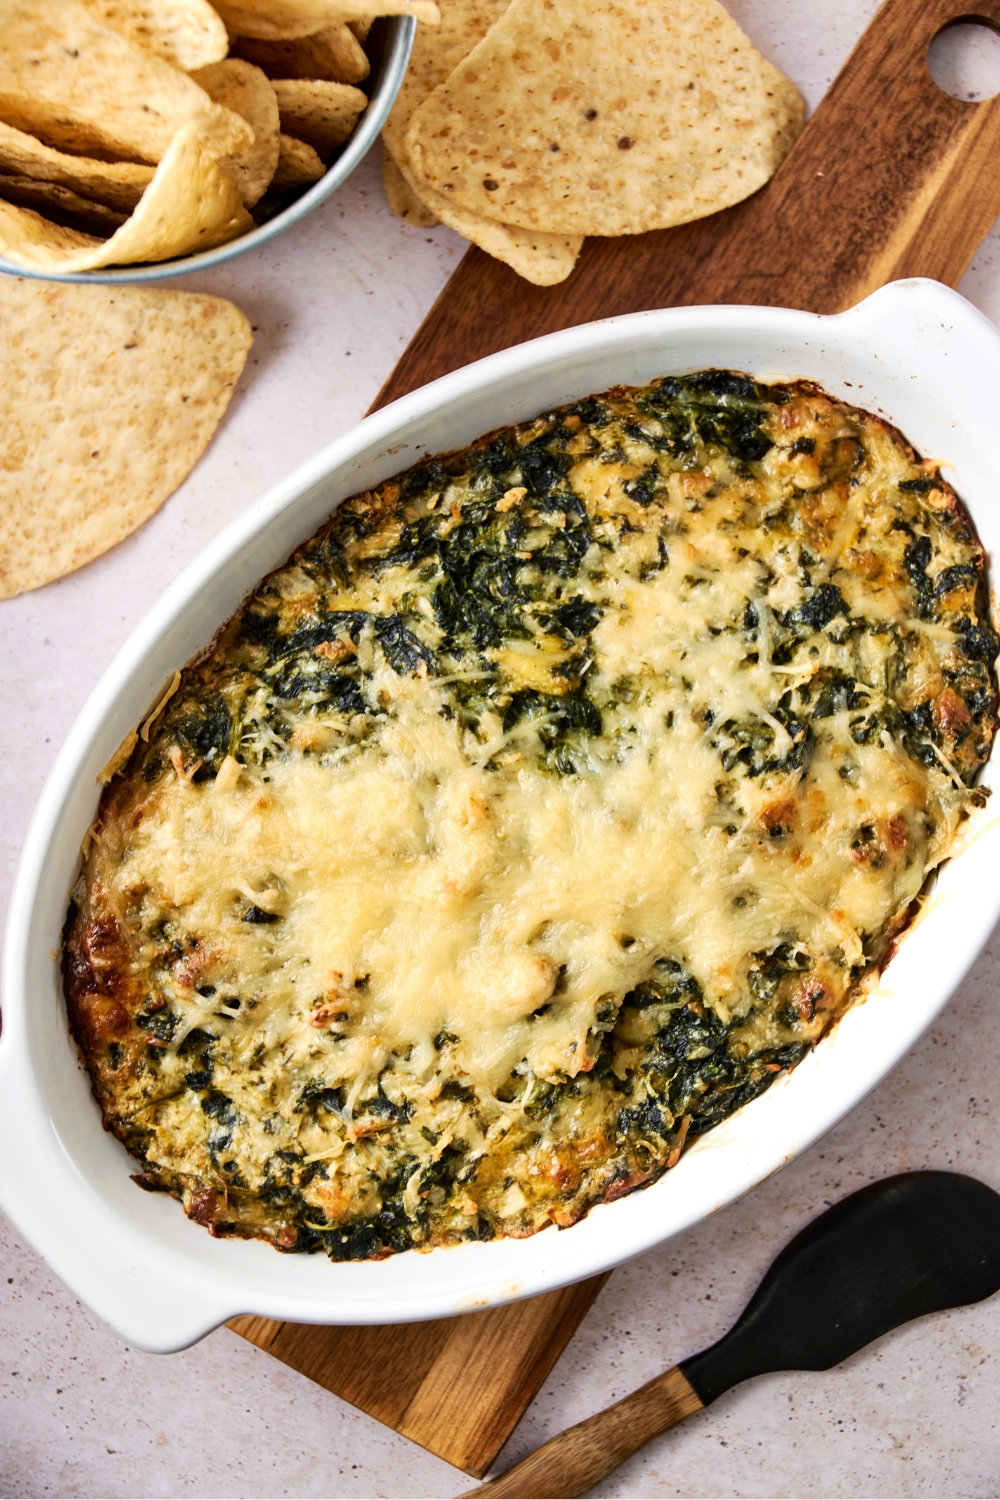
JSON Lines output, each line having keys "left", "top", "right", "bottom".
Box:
{"left": 64, "top": 372, "right": 997, "bottom": 1260}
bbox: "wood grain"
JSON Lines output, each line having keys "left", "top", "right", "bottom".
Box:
{"left": 232, "top": 0, "right": 1000, "bottom": 1479}
{"left": 229, "top": 1273, "right": 608, "bottom": 1477}
{"left": 374, "top": 0, "right": 1000, "bottom": 410}
{"left": 462, "top": 1366, "right": 704, "bottom": 1499}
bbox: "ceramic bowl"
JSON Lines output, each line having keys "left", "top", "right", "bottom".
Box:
{"left": 3, "top": 278, "right": 1000, "bottom": 1351}
{"left": 0, "top": 16, "right": 414, "bottom": 286}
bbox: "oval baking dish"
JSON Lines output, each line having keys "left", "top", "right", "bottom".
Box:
{"left": 3, "top": 278, "right": 1000, "bottom": 1352}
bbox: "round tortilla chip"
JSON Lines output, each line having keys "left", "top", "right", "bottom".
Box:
{"left": 212, "top": 0, "right": 437, "bottom": 41}
{"left": 382, "top": 146, "right": 437, "bottom": 225}
{"left": 79, "top": 0, "right": 229, "bottom": 70}
{"left": 0, "top": 278, "right": 252, "bottom": 600}
{"left": 393, "top": 149, "right": 580, "bottom": 285}
{"left": 0, "top": 0, "right": 253, "bottom": 165}
{"left": 0, "top": 119, "right": 253, "bottom": 271}
{"left": 271, "top": 131, "right": 325, "bottom": 189}
{"left": 271, "top": 78, "right": 366, "bottom": 156}
{"left": 0, "top": 120, "right": 153, "bottom": 212}
{"left": 404, "top": 0, "right": 805, "bottom": 237}
{"left": 191, "top": 59, "right": 280, "bottom": 207}
{"left": 381, "top": 0, "right": 506, "bottom": 163}
{"left": 321, "top": 0, "right": 438, "bottom": 19}
{"left": 0, "top": 173, "right": 128, "bottom": 234}
{"left": 230, "top": 23, "right": 370, "bottom": 84}
{"left": 378, "top": 0, "right": 578, "bottom": 282}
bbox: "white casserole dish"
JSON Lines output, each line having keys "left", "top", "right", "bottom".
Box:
{"left": 3, "top": 278, "right": 1000, "bottom": 1354}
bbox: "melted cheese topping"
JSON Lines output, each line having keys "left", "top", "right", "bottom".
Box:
{"left": 119, "top": 611, "right": 940, "bottom": 1097}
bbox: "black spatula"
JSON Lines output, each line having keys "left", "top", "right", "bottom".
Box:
{"left": 464, "top": 1171, "right": 1000, "bottom": 1499}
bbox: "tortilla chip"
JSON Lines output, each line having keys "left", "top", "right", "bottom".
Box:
{"left": 0, "top": 278, "right": 251, "bottom": 600}
{"left": 0, "top": 122, "right": 153, "bottom": 211}
{"left": 0, "top": 119, "right": 252, "bottom": 270}
{"left": 271, "top": 78, "right": 366, "bottom": 156}
{"left": 231, "top": 23, "right": 370, "bottom": 83}
{"left": 404, "top": 0, "right": 805, "bottom": 237}
{"left": 393, "top": 149, "right": 579, "bottom": 283}
{"left": 79, "top": 0, "right": 228, "bottom": 69}
{"left": 322, "top": 0, "right": 438, "bottom": 19}
{"left": 412, "top": 188, "right": 580, "bottom": 285}
{"left": 271, "top": 131, "right": 325, "bottom": 188}
{"left": 209, "top": 0, "right": 330, "bottom": 41}
{"left": 191, "top": 59, "right": 280, "bottom": 206}
{"left": 213, "top": 0, "right": 437, "bottom": 41}
{"left": 379, "top": 0, "right": 577, "bottom": 279}
{"left": 381, "top": 0, "right": 506, "bottom": 164}
{"left": 0, "top": 0, "right": 253, "bottom": 165}
{"left": 0, "top": 173, "right": 128, "bottom": 233}
{"left": 382, "top": 146, "right": 437, "bottom": 225}
{"left": 347, "top": 16, "right": 371, "bottom": 42}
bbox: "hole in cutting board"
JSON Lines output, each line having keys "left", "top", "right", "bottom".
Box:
{"left": 927, "top": 20, "right": 1000, "bottom": 100}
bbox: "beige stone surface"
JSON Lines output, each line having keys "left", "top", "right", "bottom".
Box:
{"left": 3, "top": 1, "right": 1000, "bottom": 1493}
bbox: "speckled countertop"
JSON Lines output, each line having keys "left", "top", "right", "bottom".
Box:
{"left": 3, "top": 3, "right": 1000, "bottom": 1494}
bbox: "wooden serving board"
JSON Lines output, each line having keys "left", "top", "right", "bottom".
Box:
{"left": 232, "top": 0, "right": 1000, "bottom": 1478}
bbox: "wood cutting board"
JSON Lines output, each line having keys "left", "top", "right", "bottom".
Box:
{"left": 231, "top": 0, "right": 1000, "bottom": 1478}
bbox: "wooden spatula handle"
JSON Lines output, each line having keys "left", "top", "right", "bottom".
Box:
{"left": 461, "top": 1365, "right": 704, "bottom": 1499}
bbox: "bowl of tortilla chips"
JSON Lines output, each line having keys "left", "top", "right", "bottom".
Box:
{"left": 0, "top": 0, "right": 427, "bottom": 281}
